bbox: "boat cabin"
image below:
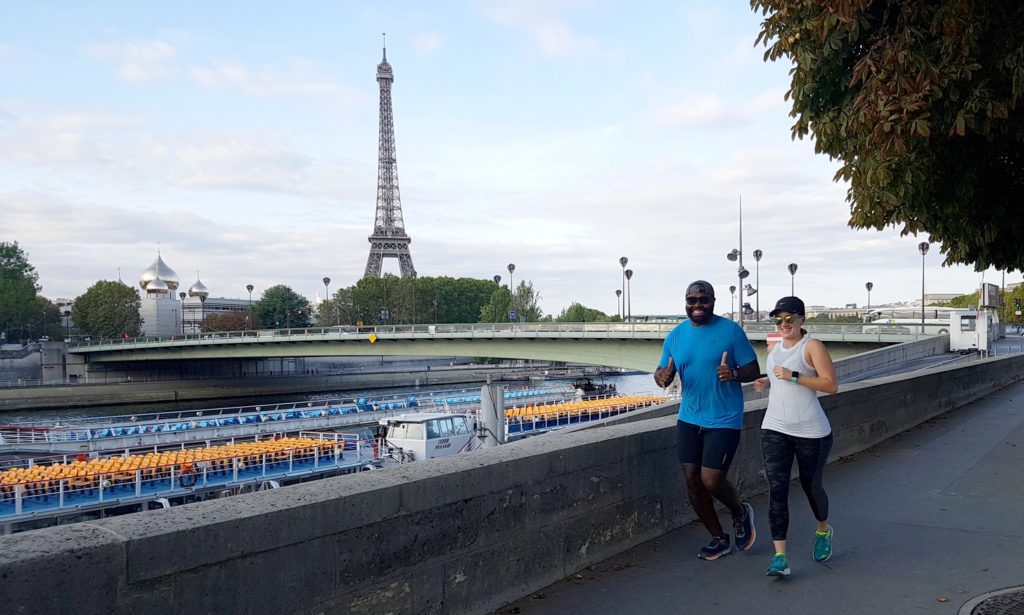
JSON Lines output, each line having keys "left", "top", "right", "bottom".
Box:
{"left": 377, "top": 412, "right": 478, "bottom": 461}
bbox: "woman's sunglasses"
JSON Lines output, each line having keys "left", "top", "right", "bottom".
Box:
{"left": 774, "top": 315, "right": 799, "bottom": 325}
{"left": 686, "top": 296, "right": 713, "bottom": 306}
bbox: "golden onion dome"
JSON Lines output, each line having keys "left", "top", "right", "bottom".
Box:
{"left": 188, "top": 277, "right": 209, "bottom": 299}
{"left": 139, "top": 254, "right": 180, "bottom": 291}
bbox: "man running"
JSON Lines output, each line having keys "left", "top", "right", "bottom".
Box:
{"left": 654, "top": 280, "right": 760, "bottom": 560}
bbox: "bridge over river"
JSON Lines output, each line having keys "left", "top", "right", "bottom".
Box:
{"left": 68, "top": 322, "right": 935, "bottom": 373}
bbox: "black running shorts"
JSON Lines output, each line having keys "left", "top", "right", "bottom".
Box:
{"left": 676, "top": 419, "right": 742, "bottom": 471}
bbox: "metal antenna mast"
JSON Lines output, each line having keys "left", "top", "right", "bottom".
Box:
{"left": 364, "top": 33, "right": 417, "bottom": 278}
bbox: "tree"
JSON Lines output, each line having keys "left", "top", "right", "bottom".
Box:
{"left": 205, "top": 311, "right": 257, "bottom": 332}
{"left": 479, "top": 280, "right": 543, "bottom": 322}
{"left": 0, "top": 242, "right": 42, "bottom": 342}
{"left": 753, "top": 1, "right": 1024, "bottom": 270}
{"left": 35, "top": 296, "right": 64, "bottom": 339}
{"left": 72, "top": 281, "right": 142, "bottom": 339}
{"left": 253, "top": 285, "right": 311, "bottom": 329}
{"left": 556, "top": 302, "right": 611, "bottom": 322}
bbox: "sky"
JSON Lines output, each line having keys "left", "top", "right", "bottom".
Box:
{"left": 1, "top": 1, "right": 1012, "bottom": 318}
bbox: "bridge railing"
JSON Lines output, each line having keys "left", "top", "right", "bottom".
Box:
{"left": 66, "top": 321, "right": 941, "bottom": 352}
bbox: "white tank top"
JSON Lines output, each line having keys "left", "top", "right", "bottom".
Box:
{"left": 762, "top": 335, "right": 832, "bottom": 438}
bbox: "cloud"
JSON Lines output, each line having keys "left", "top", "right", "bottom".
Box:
{"left": 479, "top": 0, "right": 608, "bottom": 59}
{"left": 412, "top": 32, "right": 443, "bottom": 54}
{"left": 0, "top": 109, "right": 373, "bottom": 200}
{"left": 654, "top": 88, "right": 787, "bottom": 128}
{"left": 87, "top": 39, "right": 177, "bottom": 82}
{"left": 654, "top": 95, "right": 728, "bottom": 127}
{"left": 186, "top": 59, "right": 358, "bottom": 100}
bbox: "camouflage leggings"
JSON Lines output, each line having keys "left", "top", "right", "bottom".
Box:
{"left": 761, "top": 429, "right": 833, "bottom": 541}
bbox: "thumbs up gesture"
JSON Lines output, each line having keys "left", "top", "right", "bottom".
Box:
{"left": 654, "top": 357, "right": 677, "bottom": 388}
{"left": 717, "top": 351, "right": 735, "bottom": 381}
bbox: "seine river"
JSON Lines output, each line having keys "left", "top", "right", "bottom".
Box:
{"left": 3, "top": 341, "right": 879, "bottom": 424}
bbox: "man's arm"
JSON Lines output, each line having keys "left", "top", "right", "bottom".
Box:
{"left": 734, "top": 358, "right": 760, "bottom": 383}
{"left": 716, "top": 356, "right": 759, "bottom": 383}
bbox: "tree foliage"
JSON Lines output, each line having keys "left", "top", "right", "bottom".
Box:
{"left": 72, "top": 281, "right": 142, "bottom": 339}
{"left": 205, "top": 310, "right": 258, "bottom": 332}
{"left": 753, "top": 1, "right": 1024, "bottom": 270}
{"left": 555, "top": 302, "right": 611, "bottom": 322}
{"left": 0, "top": 242, "right": 52, "bottom": 342}
{"left": 320, "top": 276, "right": 501, "bottom": 325}
{"left": 253, "top": 285, "right": 312, "bottom": 329}
{"left": 479, "top": 281, "right": 543, "bottom": 323}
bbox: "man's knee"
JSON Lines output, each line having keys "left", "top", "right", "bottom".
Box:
{"left": 682, "top": 464, "right": 702, "bottom": 491}
{"left": 701, "top": 470, "right": 726, "bottom": 494}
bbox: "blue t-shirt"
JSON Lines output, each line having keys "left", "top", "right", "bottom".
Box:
{"left": 658, "top": 315, "right": 757, "bottom": 429}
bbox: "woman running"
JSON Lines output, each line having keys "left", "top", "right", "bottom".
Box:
{"left": 754, "top": 296, "right": 838, "bottom": 577}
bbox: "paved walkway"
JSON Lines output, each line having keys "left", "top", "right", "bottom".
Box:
{"left": 498, "top": 378, "right": 1024, "bottom": 614}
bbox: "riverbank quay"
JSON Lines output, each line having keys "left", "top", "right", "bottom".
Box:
{"left": 0, "top": 363, "right": 570, "bottom": 413}
{"left": 1, "top": 355, "right": 1020, "bottom": 614}
{"left": 499, "top": 367, "right": 1024, "bottom": 614}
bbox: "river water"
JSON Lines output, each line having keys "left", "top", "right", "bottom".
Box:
{"left": 2, "top": 341, "right": 879, "bottom": 424}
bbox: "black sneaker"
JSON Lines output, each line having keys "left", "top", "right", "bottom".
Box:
{"left": 697, "top": 535, "right": 732, "bottom": 560}
{"left": 733, "top": 502, "right": 756, "bottom": 551}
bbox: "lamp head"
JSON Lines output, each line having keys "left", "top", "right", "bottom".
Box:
{"left": 726, "top": 249, "right": 739, "bottom": 262}
{"left": 753, "top": 249, "right": 763, "bottom": 262}
{"left": 788, "top": 263, "right": 799, "bottom": 275}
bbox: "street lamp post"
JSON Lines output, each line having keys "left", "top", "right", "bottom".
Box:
{"left": 624, "top": 269, "right": 633, "bottom": 323}
{"left": 179, "top": 291, "right": 187, "bottom": 334}
{"left": 865, "top": 282, "right": 873, "bottom": 312}
{"left": 246, "top": 284, "right": 254, "bottom": 330}
{"left": 729, "top": 285, "right": 737, "bottom": 321}
{"left": 616, "top": 289, "right": 622, "bottom": 320}
{"left": 753, "top": 249, "right": 763, "bottom": 321}
{"left": 788, "top": 263, "right": 798, "bottom": 296}
{"left": 726, "top": 200, "right": 751, "bottom": 326}
{"left": 918, "top": 242, "right": 930, "bottom": 327}
{"left": 199, "top": 295, "right": 207, "bottom": 333}
{"left": 322, "top": 277, "right": 331, "bottom": 327}
{"left": 619, "top": 257, "right": 628, "bottom": 321}
{"left": 507, "top": 263, "right": 516, "bottom": 321}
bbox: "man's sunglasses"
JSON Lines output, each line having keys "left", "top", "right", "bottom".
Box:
{"left": 774, "top": 315, "right": 800, "bottom": 325}
{"left": 685, "top": 296, "right": 714, "bottom": 306}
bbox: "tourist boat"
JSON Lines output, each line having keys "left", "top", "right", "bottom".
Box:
{"left": 0, "top": 389, "right": 669, "bottom": 532}
{"left": 0, "top": 386, "right": 571, "bottom": 455}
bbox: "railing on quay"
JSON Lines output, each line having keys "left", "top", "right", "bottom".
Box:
{"left": 67, "top": 321, "right": 941, "bottom": 353}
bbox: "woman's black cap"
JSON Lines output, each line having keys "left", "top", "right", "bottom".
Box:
{"left": 769, "top": 296, "right": 805, "bottom": 317}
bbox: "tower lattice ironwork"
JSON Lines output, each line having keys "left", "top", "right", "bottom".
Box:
{"left": 364, "top": 37, "right": 416, "bottom": 278}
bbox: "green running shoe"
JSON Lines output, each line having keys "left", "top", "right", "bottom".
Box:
{"left": 766, "top": 553, "right": 790, "bottom": 576}
{"left": 814, "top": 525, "right": 833, "bottom": 562}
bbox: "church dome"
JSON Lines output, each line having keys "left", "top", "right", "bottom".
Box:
{"left": 188, "top": 277, "right": 209, "bottom": 299}
{"left": 140, "top": 254, "right": 180, "bottom": 291}
{"left": 146, "top": 276, "right": 170, "bottom": 294}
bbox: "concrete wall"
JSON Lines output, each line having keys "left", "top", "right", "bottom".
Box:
{"left": 1, "top": 355, "right": 1021, "bottom": 615}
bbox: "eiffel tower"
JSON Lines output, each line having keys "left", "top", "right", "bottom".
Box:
{"left": 363, "top": 36, "right": 417, "bottom": 278}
